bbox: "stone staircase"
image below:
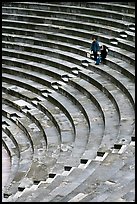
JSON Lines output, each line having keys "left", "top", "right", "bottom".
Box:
{"left": 2, "top": 2, "right": 135, "bottom": 202}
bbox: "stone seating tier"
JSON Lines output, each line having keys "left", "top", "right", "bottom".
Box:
{"left": 2, "top": 19, "right": 135, "bottom": 42}
{"left": 2, "top": 2, "right": 135, "bottom": 202}
{"left": 2, "top": 33, "right": 135, "bottom": 78}
{"left": 2, "top": 49, "right": 135, "bottom": 106}
{"left": 2, "top": 26, "right": 135, "bottom": 66}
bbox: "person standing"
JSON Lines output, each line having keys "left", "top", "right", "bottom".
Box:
{"left": 90, "top": 36, "right": 100, "bottom": 61}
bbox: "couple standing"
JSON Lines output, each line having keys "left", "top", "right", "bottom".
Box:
{"left": 90, "top": 36, "right": 108, "bottom": 65}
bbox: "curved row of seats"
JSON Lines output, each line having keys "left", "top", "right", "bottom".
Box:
{"left": 2, "top": 2, "right": 135, "bottom": 202}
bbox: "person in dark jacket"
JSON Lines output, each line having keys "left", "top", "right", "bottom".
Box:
{"left": 90, "top": 36, "right": 100, "bottom": 61}
{"left": 100, "top": 45, "right": 108, "bottom": 62}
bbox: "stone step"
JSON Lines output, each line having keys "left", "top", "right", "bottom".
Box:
{"left": 2, "top": 7, "right": 135, "bottom": 30}
{"left": 2, "top": 2, "right": 135, "bottom": 20}
{"left": 2, "top": 131, "right": 19, "bottom": 189}
{"left": 2, "top": 33, "right": 135, "bottom": 80}
{"left": 2, "top": 2, "right": 135, "bottom": 202}
{"left": 2, "top": 81, "right": 74, "bottom": 146}
{"left": 79, "top": 69, "right": 135, "bottom": 147}
{"left": 87, "top": 62, "right": 135, "bottom": 105}
{"left": 2, "top": 21, "right": 135, "bottom": 53}
{"left": 2, "top": 26, "right": 135, "bottom": 65}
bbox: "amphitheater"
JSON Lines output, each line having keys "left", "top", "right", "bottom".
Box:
{"left": 2, "top": 2, "right": 135, "bottom": 202}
